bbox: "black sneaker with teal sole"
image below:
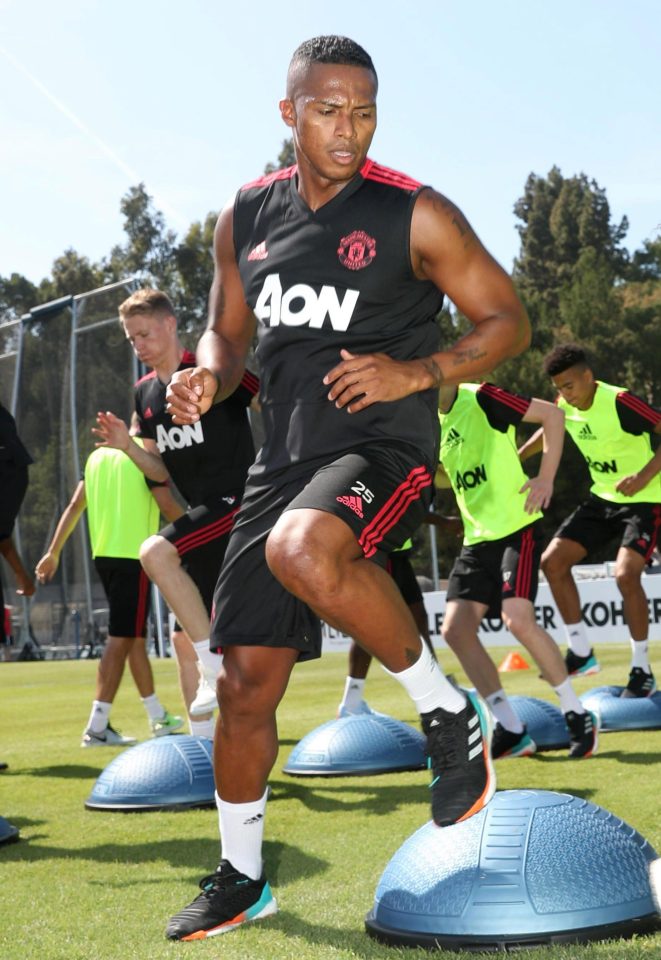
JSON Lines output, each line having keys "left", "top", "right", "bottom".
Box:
{"left": 166, "top": 859, "right": 277, "bottom": 941}
{"left": 566, "top": 709, "right": 599, "bottom": 758}
{"left": 421, "top": 690, "right": 496, "bottom": 828}
{"left": 621, "top": 667, "right": 657, "bottom": 699}
{"left": 491, "top": 723, "right": 537, "bottom": 759}
{"left": 565, "top": 648, "right": 600, "bottom": 676}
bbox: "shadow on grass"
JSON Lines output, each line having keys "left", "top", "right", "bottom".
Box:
{"left": 271, "top": 775, "right": 427, "bottom": 816}
{"left": 16, "top": 764, "right": 105, "bottom": 779}
{"left": 0, "top": 834, "right": 328, "bottom": 888}
{"left": 599, "top": 749, "right": 661, "bottom": 765}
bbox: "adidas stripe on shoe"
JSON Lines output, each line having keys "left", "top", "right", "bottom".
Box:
{"left": 421, "top": 690, "right": 496, "bottom": 827}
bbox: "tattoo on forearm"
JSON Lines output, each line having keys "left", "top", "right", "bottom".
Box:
{"left": 420, "top": 357, "right": 443, "bottom": 387}
{"left": 451, "top": 347, "right": 488, "bottom": 368}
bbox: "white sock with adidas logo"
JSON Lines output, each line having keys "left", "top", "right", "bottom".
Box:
{"left": 383, "top": 641, "right": 466, "bottom": 715}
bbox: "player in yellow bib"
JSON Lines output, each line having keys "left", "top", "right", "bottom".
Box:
{"left": 522, "top": 344, "right": 661, "bottom": 698}
{"left": 438, "top": 382, "right": 598, "bottom": 759}
{"left": 36, "top": 419, "right": 184, "bottom": 745}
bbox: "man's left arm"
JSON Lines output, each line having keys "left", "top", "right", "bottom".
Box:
{"left": 325, "top": 189, "right": 530, "bottom": 413}
{"left": 614, "top": 393, "right": 661, "bottom": 497}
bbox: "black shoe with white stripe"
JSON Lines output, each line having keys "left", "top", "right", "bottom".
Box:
{"left": 421, "top": 691, "right": 496, "bottom": 828}
{"left": 566, "top": 709, "right": 599, "bottom": 758}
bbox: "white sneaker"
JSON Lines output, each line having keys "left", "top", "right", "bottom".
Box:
{"left": 337, "top": 700, "right": 374, "bottom": 719}
{"left": 81, "top": 723, "right": 137, "bottom": 748}
{"left": 189, "top": 663, "right": 218, "bottom": 717}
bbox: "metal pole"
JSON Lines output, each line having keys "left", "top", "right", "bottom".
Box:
{"left": 69, "top": 298, "right": 95, "bottom": 639}
{"left": 428, "top": 521, "right": 440, "bottom": 591}
{"left": 9, "top": 315, "right": 30, "bottom": 644}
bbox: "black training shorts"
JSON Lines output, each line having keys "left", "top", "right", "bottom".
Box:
{"left": 0, "top": 462, "right": 29, "bottom": 539}
{"left": 159, "top": 495, "right": 241, "bottom": 630}
{"left": 446, "top": 522, "right": 543, "bottom": 618}
{"left": 210, "top": 443, "right": 434, "bottom": 660}
{"left": 387, "top": 550, "right": 424, "bottom": 607}
{"left": 555, "top": 494, "right": 661, "bottom": 561}
{"left": 94, "top": 556, "right": 151, "bottom": 638}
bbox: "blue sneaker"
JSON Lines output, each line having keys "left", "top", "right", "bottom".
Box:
{"left": 565, "top": 648, "right": 600, "bottom": 676}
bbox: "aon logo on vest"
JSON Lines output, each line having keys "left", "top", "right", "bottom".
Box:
{"left": 586, "top": 457, "right": 617, "bottom": 473}
{"left": 455, "top": 464, "right": 487, "bottom": 491}
{"left": 156, "top": 421, "right": 204, "bottom": 452}
{"left": 254, "top": 273, "right": 359, "bottom": 331}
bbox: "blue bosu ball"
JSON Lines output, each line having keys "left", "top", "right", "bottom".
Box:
{"left": 0, "top": 816, "right": 19, "bottom": 845}
{"left": 509, "top": 696, "right": 569, "bottom": 751}
{"left": 581, "top": 686, "right": 661, "bottom": 732}
{"left": 283, "top": 713, "right": 426, "bottom": 777}
{"left": 85, "top": 735, "right": 215, "bottom": 811}
{"left": 366, "top": 790, "right": 661, "bottom": 950}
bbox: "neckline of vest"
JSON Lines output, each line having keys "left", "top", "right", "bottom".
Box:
{"left": 288, "top": 169, "right": 366, "bottom": 219}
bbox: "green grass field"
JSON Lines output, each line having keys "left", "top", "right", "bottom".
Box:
{"left": 1, "top": 644, "right": 660, "bottom": 960}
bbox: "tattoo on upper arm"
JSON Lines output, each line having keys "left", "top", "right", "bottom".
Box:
{"left": 432, "top": 195, "right": 476, "bottom": 250}
{"left": 420, "top": 357, "right": 443, "bottom": 387}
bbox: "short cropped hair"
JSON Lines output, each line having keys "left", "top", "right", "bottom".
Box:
{"left": 119, "top": 288, "right": 176, "bottom": 322}
{"left": 543, "top": 343, "right": 592, "bottom": 377}
{"left": 288, "top": 36, "right": 377, "bottom": 90}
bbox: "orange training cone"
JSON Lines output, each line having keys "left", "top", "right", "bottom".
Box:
{"left": 498, "top": 651, "right": 530, "bottom": 672}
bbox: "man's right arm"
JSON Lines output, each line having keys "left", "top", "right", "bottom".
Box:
{"left": 92, "top": 412, "right": 169, "bottom": 482}
{"left": 35, "top": 481, "right": 87, "bottom": 583}
{"left": 167, "top": 202, "right": 256, "bottom": 424}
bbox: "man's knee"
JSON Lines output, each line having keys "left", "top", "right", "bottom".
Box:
{"left": 266, "top": 514, "right": 344, "bottom": 601}
{"left": 541, "top": 544, "right": 569, "bottom": 581}
{"left": 615, "top": 565, "right": 642, "bottom": 596}
{"left": 140, "top": 534, "right": 177, "bottom": 570}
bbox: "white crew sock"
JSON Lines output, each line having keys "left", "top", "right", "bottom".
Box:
{"left": 486, "top": 690, "right": 523, "bottom": 733}
{"left": 141, "top": 693, "right": 165, "bottom": 721}
{"left": 630, "top": 638, "right": 650, "bottom": 671}
{"left": 553, "top": 678, "right": 584, "bottom": 715}
{"left": 87, "top": 700, "right": 111, "bottom": 733}
{"left": 339, "top": 676, "right": 366, "bottom": 712}
{"left": 217, "top": 788, "right": 268, "bottom": 881}
{"left": 190, "top": 717, "right": 215, "bottom": 738}
{"left": 193, "top": 638, "right": 223, "bottom": 676}
{"left": 383, "top": 641, "right": 466, "bottom": 715}
{"left": 565, "top": 622, "right": 591, "bottom": 657}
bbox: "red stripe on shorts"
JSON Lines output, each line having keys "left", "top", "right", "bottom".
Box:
{"left": 514, "top": 527, "right": 533, "bottom": 598}
{"left": 175, "top": 510, "right": 239, "bottom": 558}
{"left": 359, "top": 466, "right": 432, "bottom": 559}
{"left": 134, "top": 568, "right": 150, "bottom": 637}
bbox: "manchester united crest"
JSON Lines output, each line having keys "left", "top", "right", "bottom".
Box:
{"left": 337, "top": 230, "right": 376, "bottom": 270}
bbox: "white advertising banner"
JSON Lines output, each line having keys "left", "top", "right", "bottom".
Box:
{"left": 321, "top": 575, "right": 661, "bottom": 652}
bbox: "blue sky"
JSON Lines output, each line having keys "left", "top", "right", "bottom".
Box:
{"left": 1, "top": 0, "right": 659, "bottom": 288}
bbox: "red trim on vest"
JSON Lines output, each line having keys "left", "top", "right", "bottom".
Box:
{"left": 135, "top": 369, "right": 157, "bottom": 387}
{"left": 360, "top": 158, "right": 422, "bottom": 192}
{"left": 241, "top": 370, "right": 260, "bottom": 395}
{"left": 241, "top": 165, "right": 297, "bottom": 191}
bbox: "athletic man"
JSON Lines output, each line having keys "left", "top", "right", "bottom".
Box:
{"left": 35, "top": 418, "right": 184, "bottom": 745}
{"left": 165, "top": 36, "right": 530, "bottom": 940}
{"left": 337, "top": 541, "right": 437, "bottom": 717}
{"left": 522, "top": 344, "right": 661, "bottom": 697}
{"left": 94, "top": 288, "right": 258, "bottom": 738}
{"left": 438, "top": 382, "right": 598, "bottom": 759}
{"left": 0, "top": 401, "right": 35, "bottom": 650}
